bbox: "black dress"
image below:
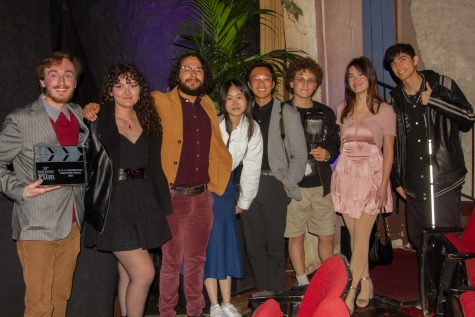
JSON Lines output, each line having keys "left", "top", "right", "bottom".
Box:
{"left": 85, "top": 132, "right": 170, "bottom": 251}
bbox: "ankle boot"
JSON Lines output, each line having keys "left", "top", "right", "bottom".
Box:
{"left": 345, "top": 286, "right": 357, "bottom": 314}
{"left": 356, "top": 276, "right": 374, "bottom": 308}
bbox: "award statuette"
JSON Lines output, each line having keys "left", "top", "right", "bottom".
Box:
{"left": 303, "top": 115, "right": 326, "bottom": 176}
{"left": 34, "top": 145, "right": 87, "bottom": 186}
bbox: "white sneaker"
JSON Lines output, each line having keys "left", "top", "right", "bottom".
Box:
{"left": 210, "top": 304, "right": 225, "bottom": 317}
{"left": 221, "top": 303, "right": 241, "bottom": 317}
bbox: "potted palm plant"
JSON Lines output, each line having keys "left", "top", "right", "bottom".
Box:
{"left": 168, "top": 0, "right": 305, "bottom": 100}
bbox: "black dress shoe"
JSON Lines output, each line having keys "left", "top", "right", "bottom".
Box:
{"left": 278, "top": 284, "right": 308, "bottom": 297}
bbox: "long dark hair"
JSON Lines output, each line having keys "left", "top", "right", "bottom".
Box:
{"left": 99, "top": 63, "right": 161, "bottom": 136}
{"left": 218, "top": 79, "right": 255, "bottom": 141}
{"left": 341, "top": 56, "right": 381, "bottom": 123}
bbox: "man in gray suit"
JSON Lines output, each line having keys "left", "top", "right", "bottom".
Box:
{"left": 241, "top": 60, "right": 307, "bottom": 293}
{"left": 0, "top": 51, "right": 89, "bottom": 317}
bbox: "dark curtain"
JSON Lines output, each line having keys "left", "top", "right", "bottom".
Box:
{"left": 54, "top": 0, "right": 98, "bottom": 106}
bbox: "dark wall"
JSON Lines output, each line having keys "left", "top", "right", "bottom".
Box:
{"left": 0, "top": 1, "right": 51, "bottom": 124}
{"left": 0, "top": 2, "right": 51, "bottom": 312}
{"left": 69, "top": 0, "right": 184, "bottom": 92}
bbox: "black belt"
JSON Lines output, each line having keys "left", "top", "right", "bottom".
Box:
{"left": 118, "top": 168, "right": 145, "bottom": 181}
{"left": 261, "top": 170, "right": 273, "bottom": 176}
{"left": 171, "top": 185, "right": 206, "bottom": 196}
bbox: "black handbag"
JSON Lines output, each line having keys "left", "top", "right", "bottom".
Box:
{"left": 369, "top": 209, "right": 393, "bottom": 265}
{"left": 226, "top": 133, "right": 244, "bottom": 188}
{"left": 233, "top": 163, "right": 243, "bottom": 188}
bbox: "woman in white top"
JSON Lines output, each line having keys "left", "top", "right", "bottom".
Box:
{"left": 204, "top": 79, "right": 263, "bottom": 317}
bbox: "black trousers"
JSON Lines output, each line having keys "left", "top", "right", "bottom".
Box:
{"left": 0, "top": 196, "right": 24, "bottom": 317}
{"left": 406, "top": 187, "right": 461, "bottom": 253}
{"left": 66, "top": 225, "right": 118, "bottom": 317}
{"left": 241, "top": 175, "right": 289, "bottom": 292}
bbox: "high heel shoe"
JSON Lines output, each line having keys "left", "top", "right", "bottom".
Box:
{"left": 356, "top": 276, "right": 374, "bottom": 308}
{"left": 344, "top": 286, "right": 357, "bottom": 314}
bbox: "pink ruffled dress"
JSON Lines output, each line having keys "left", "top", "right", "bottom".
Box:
{"left": 331, "top": 103, "right": 396, "bottom": 219}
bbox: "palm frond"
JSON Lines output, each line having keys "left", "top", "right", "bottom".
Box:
{"left": 168, "top": 0, "right": 307, "bottom": 99}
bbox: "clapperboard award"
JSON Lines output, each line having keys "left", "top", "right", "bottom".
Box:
{"left": 34, "top": 145, "right": 87, "bottom": 186}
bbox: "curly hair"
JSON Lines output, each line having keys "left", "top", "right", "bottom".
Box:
{"left": 284, "top": 57, "right": 323, "bottom": 94}
{"left": 99, "top": 63, "right": 161, "bottom": 136}
{"left": 340, "top": 56, "right": 382, "bottom": 123}
{"left": 167, "top": 52, "right": 213, "bottom": 94}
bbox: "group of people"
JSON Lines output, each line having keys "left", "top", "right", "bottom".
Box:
{"left": 0, "top": 42, "right": 472, "bottom": 317}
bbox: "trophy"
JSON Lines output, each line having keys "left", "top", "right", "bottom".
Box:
{"left": 304, "top": 115, "right": 326, "bottom": 176}
{"left": 34, "top": 145, "right": 87, "bottom": 186}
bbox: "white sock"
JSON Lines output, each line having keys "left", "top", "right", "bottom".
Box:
{"left": 296, "top": 274, "right": 309, "bottom": 286}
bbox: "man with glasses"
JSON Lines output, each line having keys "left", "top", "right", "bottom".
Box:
{"left": 242, "top": 61, "right": 307, "bottom": 293}
{"left": 83, "top": 53, "right": 231, "bottom": 317}
{"left": 283, "top": 57, "right": 339, "bottom": 288}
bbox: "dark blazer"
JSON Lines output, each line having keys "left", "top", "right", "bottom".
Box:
{"left": 84, "top": 101, "right": 172, "bottom": 236}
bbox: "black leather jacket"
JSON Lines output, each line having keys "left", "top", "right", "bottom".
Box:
{"left": 84, "top": 102, "right": 172, "bottom": 233}
{"left": 391, "top": 70, "right": 474, "bottom": 197}
{"left": 83, "top": 117, "right": 112, "bottom": 232}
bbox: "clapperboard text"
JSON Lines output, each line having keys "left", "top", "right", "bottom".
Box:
{"left": 34, "top": 145, "right": 87, "bottom": 186}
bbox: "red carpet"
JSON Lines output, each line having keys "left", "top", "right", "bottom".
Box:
{"left": 370, "top": 249, "right": 420, "bottom": 304}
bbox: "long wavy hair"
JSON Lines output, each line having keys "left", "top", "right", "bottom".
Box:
{"left": 340, "top": 56, "right": 381, "bottom": 123}
{"left": 99, "top": 63, "right": 161, "bottom": 136}
{"left": 218, "top": 79, "right": 255, "bottom": 141}
{"left": 167, "top": 52, "right": 213, "bottom": 94}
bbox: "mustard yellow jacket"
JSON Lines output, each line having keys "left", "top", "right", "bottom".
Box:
{"left": 152, "top": 87, "right": 231, "bottom": 195}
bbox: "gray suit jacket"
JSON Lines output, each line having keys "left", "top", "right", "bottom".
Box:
{"left": 268, "top": 98, "right": 307, "bottom": 200}
{"left": 0, "top": 96, "right": 89, "bottom": 241}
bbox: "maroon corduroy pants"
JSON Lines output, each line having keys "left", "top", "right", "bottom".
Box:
{"left": 159, "top": 190, "right": 214, "bottom": 317}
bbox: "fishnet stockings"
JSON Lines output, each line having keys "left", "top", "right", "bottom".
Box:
{"left": 114, "top": 249, "right": 155, "bottom": 317}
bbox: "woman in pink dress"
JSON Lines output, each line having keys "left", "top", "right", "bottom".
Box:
{"left": 331, "top": 56, "right": 396, "bottom": 314}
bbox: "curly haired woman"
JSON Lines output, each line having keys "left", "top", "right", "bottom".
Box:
{"left": 84, "top": 64, "right": 172, "bottom": 317}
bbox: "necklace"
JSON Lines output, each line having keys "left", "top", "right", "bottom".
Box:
{"left": 116, "top": 116, "right": 135, "bottom": 129}
{"left": 402, "top": 73, "right": 425, "bottom": 106}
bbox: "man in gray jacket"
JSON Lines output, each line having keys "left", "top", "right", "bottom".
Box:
{"left": 0, "top": 52, "right": 88, "bottom": 317}
{"left": 242, "top": 60, "right": 307, "bottom": 293}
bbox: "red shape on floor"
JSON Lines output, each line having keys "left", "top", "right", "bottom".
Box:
{"left": 370, "top": 249, "right": 420, "bottom": 303}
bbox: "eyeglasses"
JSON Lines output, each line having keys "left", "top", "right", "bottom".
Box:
{"left": 180, "top": 66, "right": 204, "bottom": 74}
{"left": 294, "top": 77, "right": 317, "bottom": 85}
{"left": 251, "top": 75, "right": 272, "bottom": 83}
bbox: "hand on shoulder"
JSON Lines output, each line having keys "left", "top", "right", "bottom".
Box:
{"left": 83, "top": 103, "right": 100, "bottom": 121}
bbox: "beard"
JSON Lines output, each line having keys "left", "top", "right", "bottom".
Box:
{"left": 44, "top": 85, "right": 75, "bottom": 104}
{"left": 178, "top": 79, "right": 205, "bottom": 96}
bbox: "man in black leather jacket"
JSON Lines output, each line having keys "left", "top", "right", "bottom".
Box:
{"left": 384, "top": 43, "right": 474, "bottom": 252}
